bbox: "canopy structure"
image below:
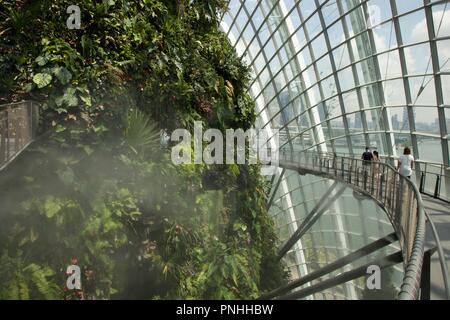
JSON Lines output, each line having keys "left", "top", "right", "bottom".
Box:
{"left": 221, "top": 0, "right": 450, "bottom": 299}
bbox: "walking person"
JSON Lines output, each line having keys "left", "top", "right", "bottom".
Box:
{"left": 360, "top": 147, "right": 374, "bottom": 188}
{"left": 361, "top": 147, "right": 373, "bottom": 165}
{"left": 373, "top": 150, "right": 380, "bottom": 162}
{"left": 397, "top": 147, "right": 415, "bottom": 179}
{"left": 372, "top": 150, "right": 380, "bottom": 176}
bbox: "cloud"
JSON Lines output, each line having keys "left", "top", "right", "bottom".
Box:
{"left": 371, "top": 10, "right": 450, "bottom": 123}
{"left": 412, "top": 10, "right": 450, "bottom": 43}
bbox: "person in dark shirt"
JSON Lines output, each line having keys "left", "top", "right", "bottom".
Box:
{"left": 361, "top": 147, "right": 373, "bottom": 165}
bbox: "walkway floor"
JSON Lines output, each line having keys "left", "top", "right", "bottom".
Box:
{"left": 422, "top": 194, "right": 450, "bottom": 300}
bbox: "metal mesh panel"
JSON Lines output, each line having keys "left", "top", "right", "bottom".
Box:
{"left": 0, "top": 101, "right": 39, "bottom": 170}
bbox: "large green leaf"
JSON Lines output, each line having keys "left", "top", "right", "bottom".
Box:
{"left": 44, "top": 197, "right": 62, "bottom": 218}
{"left": 55, "top": 87, "right": 78, "bottom": 107}
{"left": 53, "top": 67, "right": 72, "bottom": 85}
{"left": 32, "top": 73, "right": 52, "bottom": 88}
{"left": 35, "top": 55, "right": 49, "bottom": 67}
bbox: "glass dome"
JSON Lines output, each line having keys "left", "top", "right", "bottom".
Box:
{"left": 221, "top": 0, "right": 450, "bottom": 299}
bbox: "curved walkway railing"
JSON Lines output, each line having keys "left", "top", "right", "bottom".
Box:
{"left": 0, "top": 101, "right": 39, "bottom": 171}
{"left": 278, "top": 149, "right": 426, "bottom": 300}
{"left": 300, "top": 150, "right": 450, "bottom": 202}
{"left": 423, "top": 209, "right": 450, "bottom": 299}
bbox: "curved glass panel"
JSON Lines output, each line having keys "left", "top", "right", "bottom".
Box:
{"left": 221, "top": 0, "right": 450, "bottom": 299}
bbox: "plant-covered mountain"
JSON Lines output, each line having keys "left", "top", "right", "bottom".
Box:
{"left": 0, "top": 0, "right": 287, "bottom": 299}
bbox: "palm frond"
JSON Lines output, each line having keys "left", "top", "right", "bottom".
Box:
{"left": 123, "top": 108, "right": 161, "bottom": 155}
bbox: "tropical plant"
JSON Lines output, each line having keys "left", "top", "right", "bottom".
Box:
{"left": 0, "top": 0, "right": 287, "bottom": 300}
{"left": 123, "top": 109, "right": 161, "bottom": 157}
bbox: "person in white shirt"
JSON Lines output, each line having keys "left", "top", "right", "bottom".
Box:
{"left": 397, "top": 147, "right": 415, "bottom": 179}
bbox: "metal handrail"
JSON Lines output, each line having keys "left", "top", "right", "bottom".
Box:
{"left": 293, "top": 149, "right": 450, "bottom": 174}
{"left": 305, "top": 153, "right": 450, "bottom": 298}
{"left": 280, "top": 149, "right": 450, "bottom": 299}
{"left": 423, "top": 209, "right": 450, "bottom": 299}
{"left": 417, "top": 163, "right": 450, "bottom": 202}
{"left": 279, "top": 150, "right": 426, "bottom": 300}
{"left": 290, "top": 149, "right": 450, "bottom": 202}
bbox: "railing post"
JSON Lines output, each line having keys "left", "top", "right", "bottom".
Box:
{"left": 419, "top": 172, "right": 425, "bottom": 193}
{"left": 348, "top": 160, "right": 353, "bottom": 184}
{"left": 379, "top": 173, "right": 384, "bottom": 200}
{"left": 355, "top": 167, "right": 359, "bottom": 186}
{"left": 390, "top": 174, "right": 402, "bottom": 219}
{"left": 385, "top": 167, "right": 390, "bottom": 206}
{"left": 434, "top": 174, "right": 440, "bottom": 199}
{"left": 371, "top": 164, "right": 375, "bottom": 195}
{"left": 395, "top": 176, "right": 402, "bottom": 222}
{"left": 29, "top": 101, "right": 32, "bottom": 140}
{"left": 420, "top": 249, "right": 435, "bottom": 300}
{"left": 0, "top": 111, "right": 5, "bottom": 165}
{"left": 333, "top": 154, "right": 337, "bottom": 176}
{"left": 5, "top": 107, "right": 10, "bottom": 161}
{"left": 363, "top": 168, "right": 368, "bottom": 191}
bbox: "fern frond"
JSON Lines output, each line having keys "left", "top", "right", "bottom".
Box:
{"left": 23, "top": 264, "right": 60, "bottom": 300}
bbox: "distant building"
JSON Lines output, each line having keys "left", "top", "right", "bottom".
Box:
{"left": 402, "top": 108, "right": 409, "bottom": 130}
{"left": 391, "top": 114, "right": 400, "bottom": 130}
{"left": 354, "top": 112, "right": 362, "bottom": 129}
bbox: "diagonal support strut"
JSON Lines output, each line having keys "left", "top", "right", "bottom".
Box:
{"left": 277, "top": 182, "right": 346, "bottom": 260}
{"left": 267, "top": 168, "right": 286, "bottom": 210}
{"left": 276, "top": 250, "right": 403, "bottom": 300}
{"left": 260, "top": 232, "right": 398, "bottom": 299}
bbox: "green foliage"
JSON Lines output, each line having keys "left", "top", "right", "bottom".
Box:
{"left": 123, "top": 109, "right": 161, "bottom": 157}
{"left": 0, "top": 0, "right": 287, "bottom": 300}
{"left": 0, "top": 252, "right": 60, "bottom": 300}
{"left": 32, "top": 73, "right": 53, "bottom": 89}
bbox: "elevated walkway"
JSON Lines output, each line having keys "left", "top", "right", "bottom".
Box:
{"left": 0, "top": 101, "right": 39, "bottom": 171}
{"left": 263, "top": 150, "right": 450, "bottom": 300}
{"left": 422, "top": 194, "right": 450, "bottom": 299}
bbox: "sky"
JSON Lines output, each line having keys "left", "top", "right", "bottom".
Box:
{"left": 223, "top": 0, "right": 450, "bottom": 126}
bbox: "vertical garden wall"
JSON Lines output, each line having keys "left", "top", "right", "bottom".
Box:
{"left": 0, "top": 0, "right": 286, "bottom": 299}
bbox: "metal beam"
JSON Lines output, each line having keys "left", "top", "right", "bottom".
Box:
{"left": 424, "top": 209, "right": 450, "bottom": 299}
{"left": 267, "top": 168, "right": 285, "bottom": 209}
{"left": 389, "top": 0, "right": 420, "bottom": 171}
{"left": 420, "top": 248, "right": 437, "bottom": 300}
{"left": 260, "top": 232, "right": 398, "bottom": 299}
{"left": 424, "top": 0, "right": 450, "bottom": 198}
{"left": 277, "top": 181, "right": 346, "bottom": 260}
{"left": 276, "top": 250, "right": 403, "bottom": 300}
